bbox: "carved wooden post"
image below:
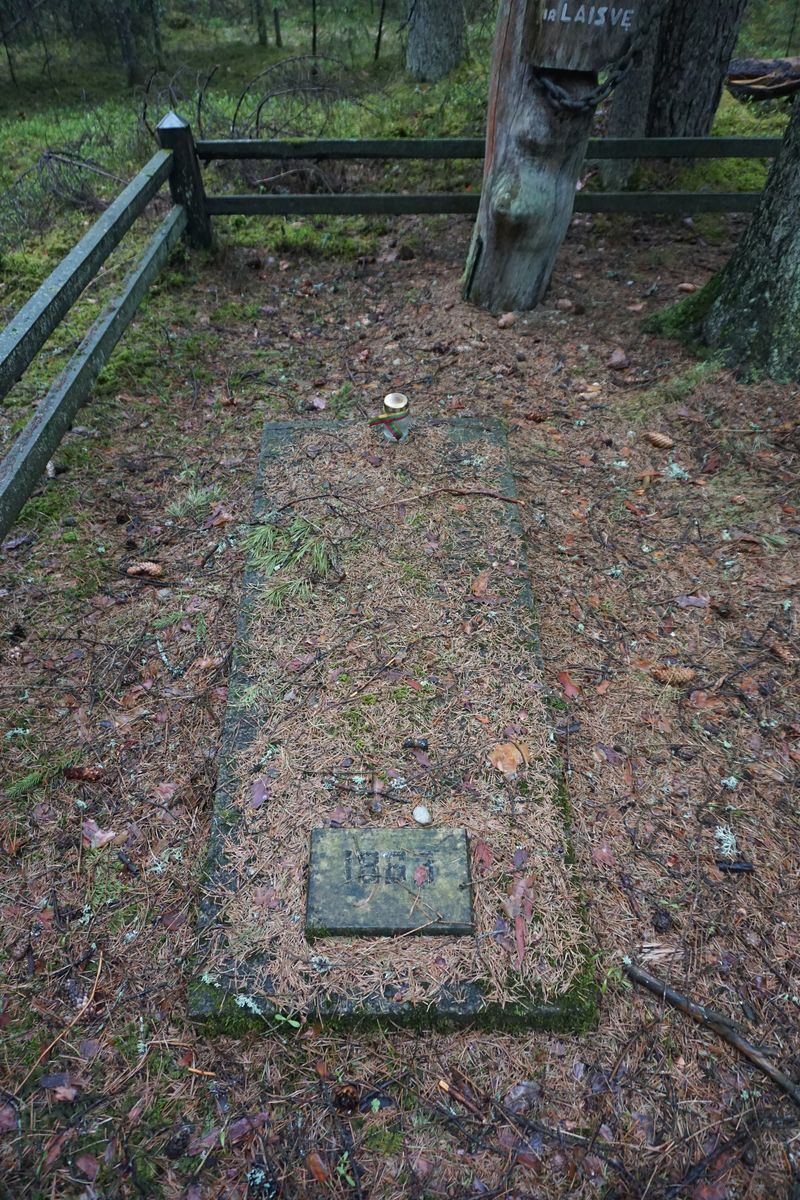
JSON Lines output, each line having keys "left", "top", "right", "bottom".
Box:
{"left": 157, "top": 112, "right": 213, "bottom": 249}
{"left": 464, "top": 0, "right": 641, "bottom": 312}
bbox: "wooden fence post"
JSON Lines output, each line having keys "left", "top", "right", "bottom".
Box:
{"left": 157, "top": 112, "right": 213, "bottom": 249}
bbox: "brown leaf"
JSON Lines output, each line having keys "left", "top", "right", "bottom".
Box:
{"left": 557, "top": 671, "right": 582, "bottom": 700}
{"left": 488, "top": 742, "right": 529, "bottom": 778}
{"left": 252, "top": 886, "right": 281, "bottom": 909}
{"left": 591, "top": 841, "right": 615, "bottom": 868}
{"left": 470, "top": 569, "right": 490, "bottom": 597}
{"left": 497, "top": 312, "right": 517, "bottom": 328}
{"left": 204, "top": 504, "right": 234, "bottom": 528}
{"left": 82, "top": 819, "right": 117, "bottom": 849}
{"left": 473, "top": 839, "right": 494, "bottom": 874}
{"left": 250, "top": 780, "right": 269, "bottom": 809}
{"left": 645, "top": 430, "right": 675, "bottom": 449}
{"left": 607, "top": 347, "right": 630, "bottom": 370}
{"left": 0, "top": 1102, "right": 17, "bottom": 1133}
{"left": 126, "top": 561, "right": 163, "bottom": 578}
{"left": 650, "top": 665, "right": 696, "bottom": 685}
{"left": 160, "top": 907, "right": 187, "bottom": 931}
{"left": 306, "top": 1150, "right": 329, "bottom": 1181}
{"left": 75, "top": 1152, "right": 99, "bottom": 1180}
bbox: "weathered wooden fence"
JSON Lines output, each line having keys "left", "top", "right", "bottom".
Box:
{"left": 0, "top": 112, "right": 783, "bottom": 539}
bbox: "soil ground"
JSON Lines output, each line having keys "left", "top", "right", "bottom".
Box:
{"left": 1, "top": 208, "right": 798, "bottom": 1199}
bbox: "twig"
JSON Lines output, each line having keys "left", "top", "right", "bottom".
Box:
{"left": 16, "top": 952, "right": 103, "bottom": 1094}
{"left": 624, "top": 960, "right": 800, "bottom": 1110}
{"left": 387, "top": 487, "right": 523, "bottom": 507}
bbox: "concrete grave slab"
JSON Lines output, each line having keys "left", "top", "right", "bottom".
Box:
{"left": 190, "top": 418, "right": 595, "bottom": 1032}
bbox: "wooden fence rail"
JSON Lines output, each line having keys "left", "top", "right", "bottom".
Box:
{"left": 0, "top": 118, "right": 784, "bottom": 539}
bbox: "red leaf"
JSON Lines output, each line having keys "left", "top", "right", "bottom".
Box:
{"left": 307, "top": 1150, "right": 329, "bottom": 1181}
{"left": 161, "top": 907, "right": 187, "bottom": 931}
{"left": 473, "top": 840, "right": 493, "bottom": 874}
{"left": 514, "top": 914, "right": 526, "bottom": 968}
{"left": 557, "top": 671, "right": 582, "bottom": 700}
{"left": 413, "top": 865, "right": 430, "bottom": 887}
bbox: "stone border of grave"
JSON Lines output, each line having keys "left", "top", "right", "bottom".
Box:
{"left": 188, "top": 418, "right": 597, "bottom": 1033}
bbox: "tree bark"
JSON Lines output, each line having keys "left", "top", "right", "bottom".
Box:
{"left": 646, "top": 0, "right": 749, "bottom": 137}
{"left": 406, "top": 0, "right": 466, "bottom": 83}
{"left": 114, "top": 3, "right": 145, "bottom": 86}
{"left": 600, "top": 0, "right": 660, "bottom": 189}
{"left": 273, "top": 7, "right": 282, "bottom": 47}
{"left": 252, "top": 0, "right": 268, "bottom": 46}
{"left": 699, "top": 95, "right": 800, "bottom": 380}
{"left": 463, "top": 0, "right": 595, "bottom": 313}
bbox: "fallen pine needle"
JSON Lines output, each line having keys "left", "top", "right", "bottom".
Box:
{"left": 624, "top": 960, "right": 800, "bottom": 1110}
{"left": 186, "top": 1066, "right": 216, "bottom": 1077}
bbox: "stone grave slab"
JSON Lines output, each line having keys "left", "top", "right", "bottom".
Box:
{"left": 190, "top": 417, "right": 595, "bottom": 1032}
{"left": 306, "top": 828, "right": 473, "bottom": 938}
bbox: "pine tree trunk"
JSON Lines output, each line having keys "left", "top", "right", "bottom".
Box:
{"left": 463, "top": 0, "right": 595, "bottom": 313}
{"left": 646, "top": 0, "right": 749, "bottom": 137}
{"left": 406, "top": 0, "right": 466, "bottom": 83}
{"left": 114, "top": 4, "right": 144, "bottom": 86}
{"left": 273, "top": 7, "right": 282, "bottom": 47}
{"left": 600, "top": 1, "right": 660, "bottom": 189}
{"left": 700, "top": 96, "right": 800, "bottom": 380}
{"left": 252, "top": 0, "right": 268, "bottom": 46}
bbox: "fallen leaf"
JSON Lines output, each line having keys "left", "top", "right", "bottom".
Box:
{"left": 250, "top": 779, "right": 269, "bottom": 810}
{"left": 504, "top": 1080, "right": 541, "bottom": 1113}
{"left": 306, "top": 1150, "right": 329, "bottom": 1181}
{"left": 126, "top": 561, "right": 162, "bottom": 578}
{"left": 153, "top": 781, "right": 178, "bottom": 803}
{"left": 204, "top": 504, "right": 234, "bottom": 528}
{"left": 75, "top": 1152, "right": 99, "bottom": 1180}
{"left": 53, "top": 1084, "right": 78, "bottom": 1101}
{"left": 488, "top": 742, "right": 529, "bottom": 777}
{"left": 160, "top": 907, "right": 187, "bottom": 931}
{"left": 471, "top": 570, "right": 491, "bottom": 597}
{"left": 0, "top": 1102, "right": 17, "bottom": 1133}
{"left": 607, "top": 347, "right": 630, "bottom": 370}
{"left": 645, "top": 430, "right": 675, "bottom": 449}
{"left": 557, "top": 671, "right": 582, "bottom": 700}
{"left": 252, "top": 886, "right": 280, "bottom": 909}
{"left": 307, "top": 394, "right": 327, "bottom": 411}
{"left": 676, "top": 594, "right": 709, "bottom": 608}
{"left": 82, "top": 819, "right": 117, "bottom": 849}
{"left": 591, "top": 842, "right": 615, "bottom": 868}
{"left": 473, "top": 839, "right": 494, "bottom": 873}
{"left": 596, "top": 679, "right": 611, "bottom": 695}
{"left": 413, "top": 865, "right": 430, "bottom": 887}
{"left": 497, "top": 312, "right": 517, "bottom": 328}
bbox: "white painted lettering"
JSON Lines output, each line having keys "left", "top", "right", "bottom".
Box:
{"left": 594, "top": 6, "right": 608, "bottom": 25}
{"left": 574, "top": 4, "right": 587, "bottom": 21}
{"left": 588, "top": 5, "right": 596, "bottom": 22}
{"left": 622, "top": 8, "right": 634, "bottom": 28}
{"left": 610, "top": 7, "right": 624, "bottom": 24}
{"left": 560, "top": 2, "right": 572, "bottom": 20}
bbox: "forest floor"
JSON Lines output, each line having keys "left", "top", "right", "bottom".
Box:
{"left": 0, "top": 207, "right": 799, "bottom": 1199}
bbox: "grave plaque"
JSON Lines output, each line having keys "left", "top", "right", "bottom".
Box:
{"left": 525, "top": 2, "right": 641, "bottom": 74}
{"left": 306, "top": 828, "right": 473, "bottom": 938}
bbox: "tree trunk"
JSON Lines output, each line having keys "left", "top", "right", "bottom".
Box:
{"left": 463, "top": 0, "right": 596, "bottom": 313}
{"left": 600, "top": 0, "right": 660, "bottom": 189}
{"left": 699, "top": 96, "right": 800, "bottom": 380}
{"left": 273, "top": 6, "right": 282, "bottom": 47}
{"left": 252, "top": 0, "right": 268, "bottom": 46}
{"left": 148, "top": 0, "right": 165, "bottom": 68}
{"left": 114, "top": 4, "right": 145, "bottom": 86}
{"left": 406, "top": 0, "right": 466, "bottom": 83}
{"left": 646, "top": 0, "right": 749, "bottom": 137}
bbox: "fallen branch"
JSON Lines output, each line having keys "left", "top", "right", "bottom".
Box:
{"left": 623, "top": 960, "right": 800, "bottom": 1110}
{"left": 389, "top": 487, "right": 523, "bottom": 507}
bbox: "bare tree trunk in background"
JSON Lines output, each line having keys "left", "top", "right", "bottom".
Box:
{"left": 600, "top": 1, "right": 660, "bottom": 189}
{"left": 252, "top": 0, "right": 268, "bottom": 46}
{"left": 374, "top": 0, "right": 387, "bottom": 61}
{"left": 406, "top": 0, "right": 466, "bottom": 83}
{"left": 114, "top": 4, "right": 145, "bottom": 86}
{"left": 646, "top": 0, "right": 749, "bottom": 136}
{"left": 148, "top": 0, "right": 165, "bottom": 68}
{"left": 698, "top": 95, "right": 800, "bottom": 379}
{"left": 273, "top": 5, "right": 282, "bottom": 46}
{"left": 311, "top": 0, "right": 318, "bottom": 59}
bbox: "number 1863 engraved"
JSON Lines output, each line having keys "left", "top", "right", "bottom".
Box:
{"left": 344, "top": 848, "right": 436, "bottom": 887}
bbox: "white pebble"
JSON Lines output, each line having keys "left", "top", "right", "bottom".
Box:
{"left": 413, "top": 805, "right": 432, "bottom": 826}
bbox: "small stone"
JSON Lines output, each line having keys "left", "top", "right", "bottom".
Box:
{"left": 412, "top": 805, "right": 432, "bottom": 826}
{"left": 555, "top": 298, "right": 574, "bottom": 312}
{"left": 677, "top": 282, "right": 698, "bottom": 293}
{"left": 652, "top": 908, "right": 672, "bottom": 934}
{"left": 497, "top": 312, "right": 517, "bottom": 328}
{"left": 607, "top": 348, "right": 630, "bottom": 370}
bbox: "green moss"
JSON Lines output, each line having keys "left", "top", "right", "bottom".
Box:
{"left": 644, "top": 275, "right": 724, "bottom": 341}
